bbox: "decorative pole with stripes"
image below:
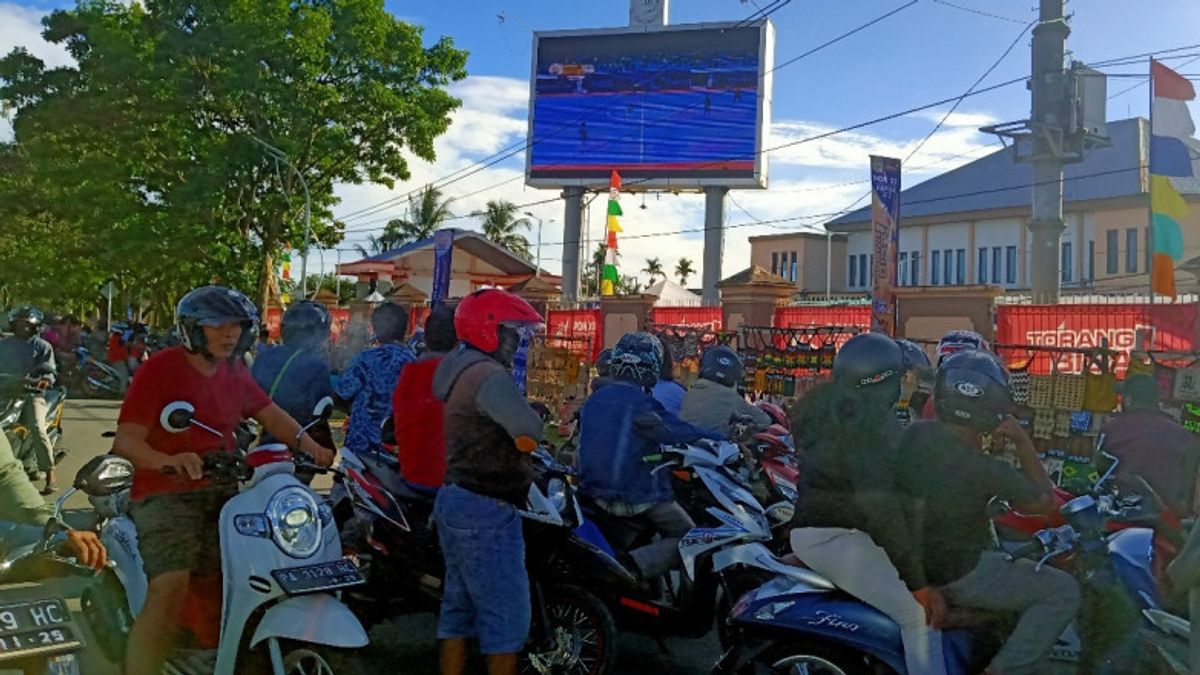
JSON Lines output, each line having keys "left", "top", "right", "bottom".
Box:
{"left": 601, "top": 170, "right": 623, "bottom": 296}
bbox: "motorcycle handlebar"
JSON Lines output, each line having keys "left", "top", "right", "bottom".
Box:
{"left": 1005, "top": 539, "right": 1045, "bottom": 562}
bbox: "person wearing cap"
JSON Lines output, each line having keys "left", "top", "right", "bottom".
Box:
{"left": 1102, "top": 374, "right": 1200, "bottom": 517}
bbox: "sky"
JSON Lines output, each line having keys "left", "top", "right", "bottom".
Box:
{"left": 3, "top": 0, "right": 1200, "bottom": 285}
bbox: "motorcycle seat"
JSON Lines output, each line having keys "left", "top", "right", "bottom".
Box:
{"left": 358, "top": 452, "right": 435, "bottom": 504}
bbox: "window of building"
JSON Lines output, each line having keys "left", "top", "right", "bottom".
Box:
{"left": 1005, "top": 246, "right": 1017, "bottom": 284}
{"left": 865, "top": 254, "right": 872, "bottom": 287}
{"left": 991, "top": 247, "right": 1002, "bottom": 284}
{"left": 955, "top": 249, "right": 965, "bottom": 285}
{"left": 1106, "top": 230, "right": 1118, "bottom": 274}
{"left": 1144, "top": 227, "right": 1152, "bottom": 274}
{"left": 790, "top": 251, "right": 798, "bottom": 283}
{"left": 977, "top": 248, "right": 988, "bottom": 284}
{"left": 911, "top": 252, "right": 921, "bottom": 286}
{"left": 899, "top": 252, "right": 908, "bottom": 286}
{"left": 1087, "top": 240, "right": 1095, "bottom": 282}
{"left": 931, "top": 250, "right": 941, "bottom": 285}
{"left": 943, "top": 249, "right": 953, "bottom": 286}
{"left": 1061, "top": 241, "right": 1073, "bottom": 283}
{"left": 771, "top": 252, "right": 778, "bottom": 277}
{"left": 1126, "top": 228, "right": 1138, "bottom": 273}
{"left": 848, "top": 255, "right": 858, "bottom": 288}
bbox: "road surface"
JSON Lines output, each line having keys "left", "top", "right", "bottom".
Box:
{"left": 20, "top": 399, "right": 723, "bottom": 674}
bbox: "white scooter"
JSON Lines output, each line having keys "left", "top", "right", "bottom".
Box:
{"left": 79, "top": 397, "right": 368, "bottom": 675}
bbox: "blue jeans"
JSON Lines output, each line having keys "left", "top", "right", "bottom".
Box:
{"left": 434, "top": 484, "right": 530, "bottom": 654}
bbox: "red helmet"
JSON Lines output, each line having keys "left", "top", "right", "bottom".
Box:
{"left": 454, "top": 288, "right": 542, "bottom": 353}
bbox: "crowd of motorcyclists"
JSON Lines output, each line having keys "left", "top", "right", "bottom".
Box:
{"left": 0, "top": 283, "right": 1198, "bottom": 675}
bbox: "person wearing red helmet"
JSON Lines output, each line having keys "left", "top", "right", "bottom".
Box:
{"left": 431, "top": 289, "right": 545, "bottom": 675}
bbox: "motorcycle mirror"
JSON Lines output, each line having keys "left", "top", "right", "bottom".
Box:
{"left": 312, "top": 396, "right": 334, "bottom": 421}
{"left": 73, "top": 454, "right": 134, "bottom": 496}
{"left": 160, "top": 401, "right": 196, "bottom": 433}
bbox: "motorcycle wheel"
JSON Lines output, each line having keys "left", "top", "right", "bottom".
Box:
{"left": 761, "top": 643, "right": 881, "bottom": 675}
{"left": 521, "top": 585, "right": 616, "bottom": 675}
{"left": 247, "top": 641, "right": 363, "bottom": 675}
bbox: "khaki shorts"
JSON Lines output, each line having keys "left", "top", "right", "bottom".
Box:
{"left": 129, "top": 489, "right": 234, "bottom": 580}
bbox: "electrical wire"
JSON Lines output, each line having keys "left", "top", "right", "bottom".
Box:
{"left": 930, "top": 0, "right": 1030, "bottom": 25}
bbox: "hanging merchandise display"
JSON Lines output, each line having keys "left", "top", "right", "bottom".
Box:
{"left": 525, "top": 334, "right": 592, "bottom": 417}
{"left": 993, "top": 342, "right": 1121, "bottom": 492}
{"left": 735, "top": 325, "right": 862, "bottom": 403}
{"left": 648, "top": 323, "right": 734, "bottom": 388}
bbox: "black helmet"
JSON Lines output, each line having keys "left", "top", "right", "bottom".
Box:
{"left": 699, "top": 344, "right": 743, "bottom": 388}
{"left": 371, "top": 302, "right": 409, "bottom": 343}
{"left": 934, "top": 350, "right": 1011, "bottom": 432}
{"left": 936, "top": 329, "right": 990, "bottom": 366}
{"left": 281, "top": 301, "right": 331, "bottom": 348}
{"left": 175, "top": 286, "right": 258, "bottom": 359}
{"left": 595, "top": 348, "right": 614, "bottom": 377}
{"left": 8, "top": 305, "right": 44, "bottom": 328}
{"left": 834, "top": 332, "right": 903, "bottom": 389}
{"left": 611, "top": 332, "right": 663, "bottom": 388}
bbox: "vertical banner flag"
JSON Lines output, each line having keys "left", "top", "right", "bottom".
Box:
{"left": 869, "top": 156, "right": 901, "bottom": 334}
{"left": 601, "top": 171, "right": 623, "bottom": 296}
{"left": 431, "top": 229, "right": 455, "bottom": 306}
{"left": 1150, "top": 59, "right": 1199, "bottom": 299}
{"left": 281, "top": 248, "right": 292, "bottom": 280}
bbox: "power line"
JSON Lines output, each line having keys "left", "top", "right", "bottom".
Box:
{"left": 931, "top": 0, "right": 1030, "bottom": 25}
{"left": 1109, "top": 55, "right": 1200, "bottom": 100}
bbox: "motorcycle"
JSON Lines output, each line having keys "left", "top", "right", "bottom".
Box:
{"left": 0, "top": 489, "right": 105, "bottom": 675}
{"left": 61, "top": 347, "right": 124, "bottom": 399}
{"left": 79, "top": 397, "right": 368, "bottom": 675}
{"left": 0, "top": 379, "right": 67, "bottom": 480}
{"left": 712, "top": 453, "right": 1171, "bottom": 675}
{"left": 571, "top": 438, "right": 784, "bottom": 649}
{"left": 333, "top": 445, "right": 620, "bottom": 675}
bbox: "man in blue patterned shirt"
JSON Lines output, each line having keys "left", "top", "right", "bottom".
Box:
{"left": 335, "top": 302, "right": 415, "bottom": 454}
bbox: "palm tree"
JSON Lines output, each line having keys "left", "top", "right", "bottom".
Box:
{"left": 355, "top": 185, "right": 455, "bottom": 257}
{"left": 642, "top": 257, "right": 664, "bottom": 285}
{"left": 475, "top": 199, "right": 532, "bottom": 261}
{"left": 675, "top": 257, "right": 695, "bottom": 286}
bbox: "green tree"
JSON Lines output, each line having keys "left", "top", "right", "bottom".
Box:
{"left": 475, "top": 199, "right": 531, "bottom": 260}
{"left": 675, "top": 257, "right": 695, "bottom": 286}
{"left": 0, "top": 0, "right": 468, "bottom": 311}
{"left": 642, "top": 257, "right": 665, "bottom": 285}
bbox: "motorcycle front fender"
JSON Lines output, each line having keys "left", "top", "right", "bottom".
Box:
{"left": 541, "top": 533, "right": 639, "bottom": 591}
{"left": 249, "top": 593, "right": 368, "bottom": 650}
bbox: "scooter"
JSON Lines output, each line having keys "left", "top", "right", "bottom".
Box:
{"left": 334, "top": 445, "right": 621, "bottom": 675}
{"left": 0, "top": 378, "right": 67, "bottom": 480}
{"left": 712, "top": 455, "right": 1168, "bottom": 675}
{"left": 63, "top": 346, "right": 124, "bottom": 399}
{"left": 80, "top": 397, "right": 368, "bottom": 675}
{"left": 0, "top": 487, "right": 106, "bottom": 675}
{"left": 573, "top": 439, "right": 783, "bottom": 643}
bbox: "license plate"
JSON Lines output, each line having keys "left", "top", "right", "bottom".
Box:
{"left": 0, "top": 598, "right": 84, "bottom": 662}
{"left": 272, "top": 558, "right": 364, "bottom": 595}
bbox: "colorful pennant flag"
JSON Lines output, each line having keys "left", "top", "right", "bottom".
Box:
{"left": 1149, "top": 60, "right": 1198, "bottom": 298}
{"left": 281, "top": 248, "right": 292, "bottom": 281}
{"left": 601, "top": 171, "right": 622, "bottom": 296}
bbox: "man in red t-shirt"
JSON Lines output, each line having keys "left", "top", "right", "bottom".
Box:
{"left": 112, "top": 287, "right": 334, "bottom": 675}
{"left": 392, "top": 305, "right": 456, "bottom": 491}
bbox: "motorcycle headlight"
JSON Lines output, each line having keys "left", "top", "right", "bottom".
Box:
{"left": 266, "top": 487, "right": 322, "bottom": 558}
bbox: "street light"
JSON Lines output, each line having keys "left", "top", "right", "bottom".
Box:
{"left": 251, "top": 136, "right": 312, "bottom": 300}
{"left": 524, "top": 212, "right": 555, "bottom": 277}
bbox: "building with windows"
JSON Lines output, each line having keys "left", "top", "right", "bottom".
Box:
{"left": 746, "top": 230, "right": 847, "bottom": 293}
{"left": 821, "top": 117, "right": 1200, "bottom": 295}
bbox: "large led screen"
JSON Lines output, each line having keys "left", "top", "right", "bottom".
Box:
{"left": 526, "top": 21, "right": 773, "bottom": 189}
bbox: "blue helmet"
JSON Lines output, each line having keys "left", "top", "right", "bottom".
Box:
{"left": 610, "top": 332, "right": 663, "bottom": 388}
{"left": 699, "top": 344, "right": 743, "bottom": 388}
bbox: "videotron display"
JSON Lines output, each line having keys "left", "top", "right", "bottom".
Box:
{"left": 526, "top": 21, "right": 774, "bottom": 189}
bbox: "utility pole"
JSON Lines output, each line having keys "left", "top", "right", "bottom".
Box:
{"left": 1027, "top": 0, "right": 1070, "bottom": 304}
{"left": 983, "top": 0, "right": 1107, "bottom": 304}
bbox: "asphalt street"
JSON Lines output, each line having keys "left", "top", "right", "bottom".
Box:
{"left": 13, "top": 399, "right": 722, "bottom": 674}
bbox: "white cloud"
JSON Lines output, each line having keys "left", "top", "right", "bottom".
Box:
{"left": 0, "top": 3, "right": 72, "bottom": 70}
{"left": 330, "top": 74, "right": 1002, "bottom": 286}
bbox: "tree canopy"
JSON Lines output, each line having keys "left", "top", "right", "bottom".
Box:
{"left": 0, "top": 0, "right": 467, "bottom": 315}
{"left": 476, "top": 199, "right": 532, "bottom": 261}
